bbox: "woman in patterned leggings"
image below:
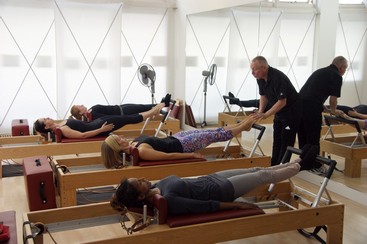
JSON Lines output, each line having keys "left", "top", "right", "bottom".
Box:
{"left": 101, "top": 116, "right": 257, "bottom": 168}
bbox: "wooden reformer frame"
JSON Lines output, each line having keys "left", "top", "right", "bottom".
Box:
{"left": 218, "top": 95, "right": 274, "bottom": 128}
{"left": 53, "top": 142, "right": 270, "bottom": 207}
{"left": 23, "top": 147, "right": 344, "bottom": 244}
{"left": 320, "top": 115, "right": 366, "bottom": 178}
{"left": 0, "top": 130, "right": 156, "bottom": 178}
{"left": 1, "top": 109, "right": 181, "bottom": 177}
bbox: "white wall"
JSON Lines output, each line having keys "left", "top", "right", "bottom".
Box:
{"left": 0, "top": 0, "right": 366, "bottom": 134}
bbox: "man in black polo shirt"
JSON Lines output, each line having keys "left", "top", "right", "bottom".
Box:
{"left": 298, "top": 56, "right": 348, "bottom": 173}
{"left": 250, "top": 56, "right": 301, "bottom": 166}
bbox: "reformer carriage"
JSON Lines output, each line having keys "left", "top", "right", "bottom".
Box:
{"left": 22, "top": 147, "right": 344, "bottom": 244}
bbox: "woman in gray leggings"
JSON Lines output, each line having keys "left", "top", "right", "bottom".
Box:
{"left": 110, "top": 145, "right": 319, "bottom": 215}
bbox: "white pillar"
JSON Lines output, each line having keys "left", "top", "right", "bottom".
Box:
{"left": 313, "top": 0, "right": 339, "bottom": 69}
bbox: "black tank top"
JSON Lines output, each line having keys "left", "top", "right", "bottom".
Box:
{"left": 134, "top": 135, "right": 183, "bottom": 153}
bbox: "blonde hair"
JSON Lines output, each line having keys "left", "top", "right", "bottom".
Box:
{"left": 105, "top": 135, "right": 121, "bottom": 152}
{"left": 101, "top": 141, "right": 127, "bottom": 169}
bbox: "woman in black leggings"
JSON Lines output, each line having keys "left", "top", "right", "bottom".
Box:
{"left": 71, "top": 94, "right": 171, "bottom": 121}
{"left": 33, "top": 103, "right": 164, "bottom": 140}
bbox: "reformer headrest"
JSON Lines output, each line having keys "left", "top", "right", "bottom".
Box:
{"left": 129, "top": 147, "right": 206, "bottom": 167}
{"left": 127, "top": 194, "right": 167, "bottom": 224}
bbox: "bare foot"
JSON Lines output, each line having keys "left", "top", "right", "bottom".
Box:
{"left": 240, "top": 117, "right": 256, "bottom": 131}
{"left": 152, "top": 103, "right": 164, "bottom": 118}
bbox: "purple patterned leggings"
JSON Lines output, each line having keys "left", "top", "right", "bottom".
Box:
{"left": 172, "top": 128, "right": 233, "bottom": 152}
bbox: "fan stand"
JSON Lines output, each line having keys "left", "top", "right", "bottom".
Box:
{"left": 201, "top": 77, "right": 209, "bottom": 128}
{"left": 151, "top": 94, "right": 154, "bottom": 104}
{"left": 150, "top": 83, "right": 155, "bottom": 104}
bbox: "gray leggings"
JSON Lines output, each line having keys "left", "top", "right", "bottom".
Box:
{"left": 213, "top": 160, "right": 301, "bottom": 199}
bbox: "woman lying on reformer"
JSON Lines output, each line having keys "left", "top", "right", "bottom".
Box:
{"left": 110, "top": 145, "right": 319, "bottom": 215}
{"left": 33, "top": 102, "right": 166, "bottom": 141}
{"left": 333, "top": 112, "right": 367, "bottom": 130}
{"left": 324, "top": 104, "right": 367, "bottom": 120}
{"left": 101, "top": 116, "right": 257, "bottom": 169}
{"left": 70, "top": 94, "right": 172, "bottom": 121}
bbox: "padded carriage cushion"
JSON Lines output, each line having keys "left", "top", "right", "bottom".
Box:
{"left": 54, "top": 128, "right": 106, "bottom": 143}
{"left": 129, "top": 147, "right": 206, "bottom": 166}
{"left": 132, "top": 194, "right": 265, "bottom": 228}
{"left": 166, "top": 207, "right": 265, "bottom": 228}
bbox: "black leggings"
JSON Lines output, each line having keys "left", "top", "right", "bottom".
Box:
{"left": 119, "top": 104, "right": 155, "bottom": 115}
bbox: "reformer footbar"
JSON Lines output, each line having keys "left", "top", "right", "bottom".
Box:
{"left": 223, "top": 123, "right": 265, "bottom": 157}
{"left": 323, "top": 115, "right": 366, "bottom": 147}
{"left": 268, "top": 146, "right": 337, "bottom": 244}
{"left": 222, "top": 95, "right": 247, "bottom": 116}
{"left": 221, "top": 95, "right": 265, "bottom": 157}
{"left": 140, "top": 99, "right": 177, "bottom": 137}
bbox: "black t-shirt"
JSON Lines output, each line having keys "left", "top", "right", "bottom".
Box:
{"left": 154, "top": 174, "right": 234, "bottom": 214}
{"left": 299, "top": 64, "right": 342, "bottom": 106}
{"left": 257, "top": 66, "right": 300, "bottom": 115}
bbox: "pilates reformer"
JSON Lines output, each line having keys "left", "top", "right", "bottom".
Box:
{"left": 52, "top": 133, "right": 271, "bottom": 207}
{"left": 0, "top": 129, "right": 157, "bottom": 179}
{"left": 218, "top": 95, "right": 274, "bottom": 128}
{"left": 55, "top": 100, "right": 180, "bottom": 143}
{"left": 23, "top": 147, "right": 343, "bottom": 244}
{"left": 0, "top": 102, "right": 179, "bottom": 177}
{"left": 124, "top": 146, "right": 340, "bottom": 243}
{"left": 320, "top": 114, "right": 366, "bottom": 177}
{"left": 0, "top": 106, "right": 176, "bottom": 177}
{"left": 320, "top": 112, "right": 357, "bottom": 136}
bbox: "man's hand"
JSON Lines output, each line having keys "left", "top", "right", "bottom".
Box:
{"left": 332, "top": 109, "right": 345, "bottom": 117}
{"left": 251, "top": 112, "right": 266, "bottom": 120}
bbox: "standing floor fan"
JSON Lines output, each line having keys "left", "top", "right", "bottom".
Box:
{"left": 201, "top": 63, "right": 217, "bottom": 127}
{"left": 137, "top": 63, "right": 156, "bottom": 104}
